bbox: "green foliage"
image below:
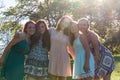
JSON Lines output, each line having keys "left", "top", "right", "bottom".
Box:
{"left": 0, "top": 0, "right": 120, "bottom": 53}
{"left": 1, "top": 21, "right": 22, "bottom": 36}
{"left": 3, "top": 7, "right": 16, "bottom": 16}
{"left": 111, "top": 55, "right": 120, "bottom": 79}
{"left": 105, "top": 29, "right": 120, "bottom": 54}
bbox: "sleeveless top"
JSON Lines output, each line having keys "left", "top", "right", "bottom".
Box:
{"left": 25, "top": 39, "right": 49, "bottom": 77}
{"left": 72, "top": 35, "right": 94, "bottom": 79}
{"left": 48, "top": 27, "right": 71, "bottom": 77}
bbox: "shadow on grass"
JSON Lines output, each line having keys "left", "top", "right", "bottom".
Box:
{"left": 114, "top": 55, "right": 120, "bottom": 63}
{"left": 111, "top": 55, "right": 120, "bottom": 80}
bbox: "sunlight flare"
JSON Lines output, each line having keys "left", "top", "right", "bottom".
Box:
{"left": 96, "top": 0, "right": 104, "bottom": 5}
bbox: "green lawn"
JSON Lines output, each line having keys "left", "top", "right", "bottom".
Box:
{"left": 67, "top": 54, "right": 120, "bottom": 80}
{"left": 0, "top": 55, "right": 120, "bottom": 80}
{"left": 111, "top": 54, "right": 120, "bottom": 80}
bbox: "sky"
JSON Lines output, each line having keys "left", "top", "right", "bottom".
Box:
{"left": 0, "top": 0, "right": 16, "bottom": 10}
{"left": 0, "top": 0, "right": 44, "bottom": 25}
{"left": 0, "top": 0, "right": 44, "bottom": 10}
{"left": 0, "top": 0, "right": 29, "bottom": 24}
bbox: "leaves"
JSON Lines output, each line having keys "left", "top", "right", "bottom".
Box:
{"left": 0, "top": 0, "right": 120, "bottom": 54}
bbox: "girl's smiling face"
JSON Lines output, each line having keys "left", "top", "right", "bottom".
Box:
{"left": 70, "top": 21, "right": 79, "bottom": 34}
{"left": 26, "top": 23, "right": 36, "bottom": 35}
{"left": 38, "top": 23, "right": 46, "bottom": 34}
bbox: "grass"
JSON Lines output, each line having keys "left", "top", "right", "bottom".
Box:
{"left": 0, "top": 54, "right": 120, "bottom": 80}
{"left": 67, "top": 54, "right": 120, "bottom": 80}
{"left": 111, "top": 54, "right": 120, "bottom": 80}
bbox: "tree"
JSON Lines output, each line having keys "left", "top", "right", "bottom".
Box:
{"left": 0, "top": 0, "right": 120, "bottom": 54}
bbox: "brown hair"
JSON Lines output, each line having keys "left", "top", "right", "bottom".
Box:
{"left": 31, "top": 19, "right": 51, "bottom": 51}
{"left": 78, "top": 18, "right": 90, "bottom": 29}
{"left": 70, "top": 21, "right": 79, "bottom": 46}
{"left": 56, "top": 15, "right": 73, "bottom": 32}
{"left": 64, "top": 27, "right": 75, "bottom": 46}
{"left": 22, "top": 20, "right": 36, "bottom": 33}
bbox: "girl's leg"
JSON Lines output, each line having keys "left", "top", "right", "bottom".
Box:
{"left": 84, "top": 76, "right": 94, "bottom": 80}
{"left": 27, "top": 75, "right": 45, "bottom": 80}
{"left": 37, "top": 77, "right": 44, "bottom": 80}
{"left": 26, "top": 76, "right": 36, "bottom": 80}
{"left": 78, "top": 78, "right": 85, "bottom": 80}
{"left": 58, "top": 76, "right": 66, "bottom": 80}
{"left": 94, "top": 78, "right": 100, "bottom": 80}
{"left": 103, "top": 74, "right": 111, "bottom": 80}
{"left": 49, "top": 73, "right": 58, "bottom": 80}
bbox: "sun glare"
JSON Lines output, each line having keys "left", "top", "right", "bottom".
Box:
{"left": 97, "top": 0, "right": 104, "bottom": 3}
{"left": 96, "top": 0, "right": 104, "bottom": 5}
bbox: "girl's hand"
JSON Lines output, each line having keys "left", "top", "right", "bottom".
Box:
{"left": 0, "top": 57, "right": 4, "bottom": 66}
{"left": 84, "top": 63, "right": 89, "bottom": 72}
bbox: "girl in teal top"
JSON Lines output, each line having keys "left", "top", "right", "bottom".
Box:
{"left": 0, "top": 20, "right": 36, "bottom": 80}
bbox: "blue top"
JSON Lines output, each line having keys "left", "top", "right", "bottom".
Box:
{"left": 72, "top": 36, "right": 94, "bottom": 79}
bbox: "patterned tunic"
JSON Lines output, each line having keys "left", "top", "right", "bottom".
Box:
{"left": 95, "top": 44, "right": 114, "bottom": 78}
{"left": 24, "top": 39, "right": 49, "bottom": 78}
{"left": 87, "top": 33, "right": 114, "bottom": 78}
